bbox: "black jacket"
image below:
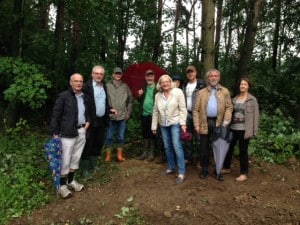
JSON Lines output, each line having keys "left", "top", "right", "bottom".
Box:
{"left": 82, "top": 79, "right": 110, "bottom": 127}
{"left": 49, "top": 88, "right": 91, "bottom": 137}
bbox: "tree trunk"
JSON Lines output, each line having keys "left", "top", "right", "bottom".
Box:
{"left": 37, "top": 1, "right": 49, "bottom": 30}
{"left": 185, "top": 0, "right": 197, "bottom": 64}
{"left": 224, "top": 3, "right": 234, "bottom": 75}
{"left": 152, "top": 0, "right": 163, "bottom": 62}
{"left": 11, "top": 0, "right": 25, "bottom": 57}
{"left": 171, "top": 0, "right": 182, "bottom": 72}
{"left": 272, "top": 0, "right": 281, "bottom": 71}
{"left": 201, "top": 0, "right": 215, "bottom": 75}
{"left": 52, "top": 0, "right": 65, "bottom": 73}
{"left": 70, "top": 15, "right": 80, "bottom": 74}
{"left": 116, "top": 1, "right": 130, "bottom": 68}
{"left": 215, "top": 0, "right": 223, "bottom": 69}
{"left": 235, "top": 0, "right": 265, "bottom": 93}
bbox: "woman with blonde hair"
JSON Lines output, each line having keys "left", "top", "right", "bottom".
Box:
{"left": 151, "top": 75, "right": 187, "bottom": 184}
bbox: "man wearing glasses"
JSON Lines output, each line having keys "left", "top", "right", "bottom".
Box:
{"left": 81, "top": 66, "right": 112, "bottom": 177}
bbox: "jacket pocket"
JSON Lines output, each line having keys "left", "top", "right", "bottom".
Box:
{"left": 246, "top": 104, "right": 254, "bottom": 113}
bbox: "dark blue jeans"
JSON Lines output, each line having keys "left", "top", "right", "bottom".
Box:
{"left": 105, "top": 120, "right": 126, "bottom": 148}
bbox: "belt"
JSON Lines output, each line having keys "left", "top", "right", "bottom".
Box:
{"left": 76, "top": 124, "right": 85, "bottom": 129}
{"left": 207, "top": 117, "right": 217, "bottom": 120}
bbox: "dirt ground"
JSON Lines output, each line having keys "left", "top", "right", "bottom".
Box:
{"left": 9, "top": 155, "right": 300, "bottom": 225}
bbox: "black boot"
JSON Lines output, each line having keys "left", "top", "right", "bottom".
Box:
{"left": 199, "top": 167, "right": 209, "bottom": 179}
{"left": 147, "top": 139, "right": 156, "bottom": 162}
{"left": 138, "top": 139, "right": 150, "bottom": 160}
{"left": 213, "top": 170, "right": 224, "bottom": 181}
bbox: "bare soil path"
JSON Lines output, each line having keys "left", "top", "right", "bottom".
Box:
{"left": 9, "top": 157, "right": 300, "bottom": 225}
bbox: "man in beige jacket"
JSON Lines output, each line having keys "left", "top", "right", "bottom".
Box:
{"left": 193, "top": 69, "right": 233, "bottom": 181}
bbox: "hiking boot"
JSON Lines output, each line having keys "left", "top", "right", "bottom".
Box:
{"left": 117, "top": 148, "right": 125, "bottom": 162}
{"left": 138, "top": 150, "right": 149, "bottom": 160}
{"left": 68, "top": 180, "right": 84, "bottom": 192}
{"left": 214, "top": 172, "right": 224, "bottom": 181}
{"left": 199, "top": 168, "right": 208, "bottom": 179}
{"left": 58, "top": 185, "right": 72, "bottom": 198}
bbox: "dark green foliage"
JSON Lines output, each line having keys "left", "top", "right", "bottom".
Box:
{"left": 249, "top": 109, "right": 300, "bottom": 164}
{"left": 126, "top": 100, "right": 143, "bottom": 143}
{"left": 0, "top": 57, "right": 52, "bottom": 109}
{"left": 0, "top": 120, "right": 51, "bottom": 224}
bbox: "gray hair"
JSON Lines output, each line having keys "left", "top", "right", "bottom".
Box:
{"left": 70, "top": 73, "right": 83, "bottom": 81}
{"left": 205, "top": 69, "right": 221, "bottom": 80}
{"left": 91, "top": 65, "right": 105, "bottom": 75}
{"left": 156, "top": 74, "right": 175, "bottom": 92}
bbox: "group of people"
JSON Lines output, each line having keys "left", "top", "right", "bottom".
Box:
{"left": 138, "top": 65, "right": 259, "bottom": 184}
{"left": 49, "top": 66, "right": 133, "bottom": 198}
{"left": 49, "top": 64, "right": 259, "bottom": 198}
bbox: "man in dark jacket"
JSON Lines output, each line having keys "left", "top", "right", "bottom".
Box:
{"left": 137, "top": 69, "right": 157, "bottom": 161}
{"left": 182, "top": 65, "right": 206, "bottom": 165}
{"left": 50, "top": 73, "right": 90, "bottom": 198}
{"left": 81, "top": 65, "right": 112, "bottom": 177}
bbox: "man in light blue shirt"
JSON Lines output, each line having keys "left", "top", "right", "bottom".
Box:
{"left": 81, "top": 66, "right": 111, "bottom": 177}
{"left": 193, "top": 69, "right": 232, "bottom": 181}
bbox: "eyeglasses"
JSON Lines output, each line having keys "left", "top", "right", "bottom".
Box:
{"left": 114, "top": 72, "right": 122, "bottom": 75}
{"left": 93, "top": 72, "right": 104, "bottom": 75}
{"left": 187, "top": 70, "right": 194, "bottom": 74}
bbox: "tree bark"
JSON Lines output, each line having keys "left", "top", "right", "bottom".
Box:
{"left": 52, "top": 0, "right": 65, "bottom": 73}
{"left": 11, "top": 0, "right": 25, "bottom": 57}
{"left": 201, "top": 0, "right": 215, "bottom": 75}
{"left": 37, "top": 1, "right": 49, "bottom": 30}
{"left": 223, "top": 2, "right": 234, "bottom": 75}
{"left": 152, "top": 0, "right": 163, "bottom": 62}
{"left": 272, "top": 0, "right": 281, "bottom": 71}
{"left": 70, "top": 10, "right": 81, "bottom": 74}
{"left": 235, "top": 0, "right": 265, "bottom": 93}
{"left": 171, "top": 0, "right": 182, "bottom": 72}
{"left": 215, "top": 0, "right": 223, "bottom": 69}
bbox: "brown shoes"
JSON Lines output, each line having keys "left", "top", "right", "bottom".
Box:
{"left": 236, "top": 174, "right": 247, "bottom": 182}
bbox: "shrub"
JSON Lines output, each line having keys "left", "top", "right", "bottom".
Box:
{"left": 0, "top": 120, "right": 51, "bottom": 224}
{"left": 249, "top": 109, "right": 300, "bottom": 164}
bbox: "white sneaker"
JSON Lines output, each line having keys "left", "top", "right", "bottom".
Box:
{"left": 58, "top": 185, "right": 72, "bottom": 198}
{"left": 68, "top": 180, "right": 84, "bottom": 192}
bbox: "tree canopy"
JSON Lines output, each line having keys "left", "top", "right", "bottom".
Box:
{"left": 0, "top": 0, "right": 299, "bottom": 127}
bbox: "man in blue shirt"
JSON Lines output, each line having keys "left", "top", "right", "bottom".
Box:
{"left": 82, "top": 66, "right": 111, "bottom": 177}
{"left": 193, "top": 69, "right": 232, "bottom": 181}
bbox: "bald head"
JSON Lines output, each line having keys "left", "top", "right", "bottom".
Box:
{"left": 70, "top": 73, "right": 84, "bottom": 94}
